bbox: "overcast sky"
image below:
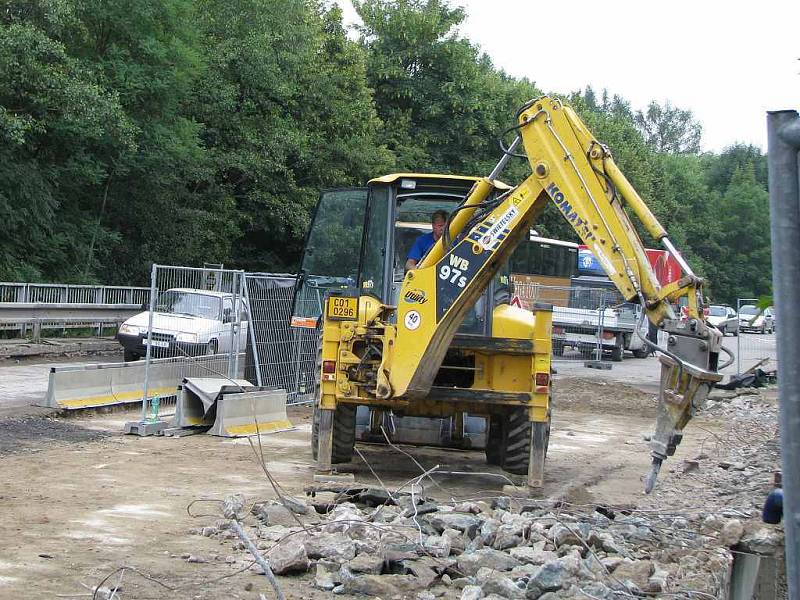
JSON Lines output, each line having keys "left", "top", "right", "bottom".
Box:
{"left": 335, "top": 0, "right": 799, "bottom": 152}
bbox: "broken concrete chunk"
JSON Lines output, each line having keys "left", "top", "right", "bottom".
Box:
{"left": 252, "top": 503, "right": 298, "bottom": 527}
{"left": 266, "top": 539, "right": 309, "bottom": 575}
{"left": 346, "top": 552, "right": 384, "bottom": 575}
{"left": 509, "top": 547, "right": 558, "bottom": 566}
{"left": 525, "top": 559, "right": 571, "bottom": 597}
{"left": 460, "top": 585, "right": 484, "bottom": 600}
{"left": 611, "top": 559, "right": 654, "bottom": 590}
{"left": 443, "top": 528, "right": 467, "bottom": 554}
{"left": 341, "top": 574, "right": 423, "bottom": 597}
{"left": 549, "top": 523, "right": 582, "bottom": 547}
{"left": 457, "top": 548, "right": 521, "bottom": 575}
{"left": 480, "top": 572, "right": 525, "bottom": 599}
{"left": 718, "top": 519, "right": 744, "bottom": 547}
{"left": 313, "top": 560, "right": 341, "bottom": 590}
{"left": 432, "top": 512, "right": 482, "bottom": 533}
{"left": 303, "top": 532, "right": 356, "bottom": 561}
{"left": 424, "top": 534, "right": 452, "bottom": 558}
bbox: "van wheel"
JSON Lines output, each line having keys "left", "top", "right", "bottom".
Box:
{"left": 632, "top": 347, "right": 649, "bottom": 359}
{"left": 123, "top": 350, "right": 139, "bottom": 362}
{"left": 610, "top": 343, "right": 623, "bottom": 362}
{"left": 206, "top": 340, "right": 218, "bottom": 356}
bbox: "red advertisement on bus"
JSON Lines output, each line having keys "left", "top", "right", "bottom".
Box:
{"left": 577, "top": 246, "right": 682, "bottom": 287}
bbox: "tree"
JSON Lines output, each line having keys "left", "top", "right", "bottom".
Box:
{"left": 634, "top": 101, "right": 702, "bottom": 154}
{"left": 355, "top": 0, "right": 538, "bottom": 175}
{"left": 0, "top": 8, "right": 135, "bottom": 281}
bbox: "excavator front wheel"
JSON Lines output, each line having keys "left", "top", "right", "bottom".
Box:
{"left": 311, "top": 330, "right": 356, "bottom": 466}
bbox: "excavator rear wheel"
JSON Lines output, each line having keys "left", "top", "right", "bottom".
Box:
{"left": 499, "top": 405, "right": 551, "bottom": 476}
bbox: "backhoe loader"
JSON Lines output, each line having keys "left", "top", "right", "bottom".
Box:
{"left": 291, "top": 96, "right": 729, "bottom": 492}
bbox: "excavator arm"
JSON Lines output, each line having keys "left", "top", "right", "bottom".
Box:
{"left": 377, "top": 96, "right": 725, "bottom": 492}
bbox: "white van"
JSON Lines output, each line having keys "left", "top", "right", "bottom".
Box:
{"left": 116, "top": 288, "right": 249, "bottom": 361}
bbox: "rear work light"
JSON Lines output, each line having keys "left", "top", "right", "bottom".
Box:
{"left": 322, "top": 361, "right": 336, "bottom": 374}
{"left": 535, "top": 372, "right": 549, "bottom": 387}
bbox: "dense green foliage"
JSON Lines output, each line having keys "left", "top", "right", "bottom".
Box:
{"left": 0, "top": 0, "right": 771, "bottom": 304}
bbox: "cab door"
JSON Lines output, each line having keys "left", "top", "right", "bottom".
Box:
{"left": 291, "top": 189, "right": 368, "bottom": 327}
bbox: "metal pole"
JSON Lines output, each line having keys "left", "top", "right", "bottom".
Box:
{"left": 241, "top": 274, "right": 263, "bottom": 386}
{"left": 767, "top": 109, "right": 800, "bottom": 600}
{"left": 140, "top": 264, "right": 158, "bottom": 422}
{"left": 737, "top": 298, "right": 742, "bottom": 376}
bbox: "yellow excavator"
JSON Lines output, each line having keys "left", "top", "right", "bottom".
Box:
{"left": 291, "top": 96, "right": 730, "bottom": 492}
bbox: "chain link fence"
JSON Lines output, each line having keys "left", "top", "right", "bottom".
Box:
{"left": 733, "top": 297, "right": 777, "bottom": 376}
{"left": 244, "top": 274, "right": 319, "bottom": 404}
{"left": 513, "top": 280, "right": 650, "bottom": 363}
{"left": 137, "top": 265, "right": 248, "bottom": 419}
{"left": 134, "top": 266, "right": 320, "bottom": 420}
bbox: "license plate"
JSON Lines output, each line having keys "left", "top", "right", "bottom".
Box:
{"left": 327, "top": 296, "right": 358, "bottom": 321}
{"left": 145, "top": 339, "right": 169, "bottom": 348}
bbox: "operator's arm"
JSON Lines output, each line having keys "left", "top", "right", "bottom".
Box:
{"left": 405, "top": 233, "right": 430, "bottom": 271}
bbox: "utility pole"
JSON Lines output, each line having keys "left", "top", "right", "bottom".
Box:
{"left": 767, "top": 109, "right": 800, "bottom": 600}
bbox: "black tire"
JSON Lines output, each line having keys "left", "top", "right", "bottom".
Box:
{"left": 552, "top": 340, "right": 564, "bottom": 357}
{"left": 732, "top": 327, "right": 738, "bottom": 337}
{"left": 720, "top": 325, "right": 727, "bottom": 337}
{"left": 123, "top": 350, "right": 139, "bottom": 362}
{"left": 206, "top": 339, "right": 218, "bottom": 356}
{"left": 310, "top": 330, "right": 356, "bottom": 464}
{"left": 312, "top": 402, "right": 356, "bottom": 463}
{"left": 610, "top": 343, "right": 623, "bottom": 362}
{"left": 485, "top": 414, "right": 505, "bottom": 466}
{"left": 632, "top": 347, "right": 649, "bottom": 359}
{"left": 500, "top": 405, "right": 552, "bottom": 476}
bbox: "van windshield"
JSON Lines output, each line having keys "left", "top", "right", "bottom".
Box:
{"left": 739, "top": 305, "right": 757, "bottom": 316}
{"left": 708, "top": 306, "right": 727, "bottom": 317}
{"left": 156, "top": 291, "right": 221, "bottom": 319}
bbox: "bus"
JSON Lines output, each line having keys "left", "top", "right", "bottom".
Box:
{"left": 510, "top": 235, "right": 579, "bottom": 308}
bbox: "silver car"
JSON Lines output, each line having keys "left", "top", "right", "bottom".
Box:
{"left": 738, "top": 304, "right": 775, "bottom": 334}
{"left": 706, "top": 305, "right": 738, "bottom": 336}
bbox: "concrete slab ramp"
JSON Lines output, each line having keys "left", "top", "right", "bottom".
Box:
{"left": 208, "top": 388, "right": 291, "bottom": 437}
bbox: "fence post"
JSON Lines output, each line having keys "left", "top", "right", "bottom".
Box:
{"left": 241, "top": 274, "right": 263, "bottom": 386}
{"left": 140, "top": 264, "right": 158, "bottom": 422}
{"left": 767, "top": 108, "right": 800, "bottom": 600}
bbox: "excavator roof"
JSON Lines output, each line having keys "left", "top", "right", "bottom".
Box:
{"left": 368, "top": 172, "right": 512, "bottom": 190}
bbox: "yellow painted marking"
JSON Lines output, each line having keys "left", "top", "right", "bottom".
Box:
{"left": 224, "top": 419, "right": 293, "bottom": 436}
{"left": 59, "top": 386, "right": 177, "bottom": 409}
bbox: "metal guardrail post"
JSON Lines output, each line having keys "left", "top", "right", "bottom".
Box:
{"left": 140, "top": 264, "right": 158, "bottom": 422}
{"left": 767, "top": 108, "right": 800, "bottom": 600}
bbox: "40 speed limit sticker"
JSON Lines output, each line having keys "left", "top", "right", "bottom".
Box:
{"left": 404, "top": 310, "right": 421, "bottom": 330}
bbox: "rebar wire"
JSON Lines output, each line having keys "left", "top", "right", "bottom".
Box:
{"left": 229, "top": 519, "right": 286, "bottom": 600}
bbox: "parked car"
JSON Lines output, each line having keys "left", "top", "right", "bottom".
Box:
{"left": 116, "top": 288, "right": 249, "bottom": 361}
{"left": 706, "top": 305, "right": 738, "bottom": 336}
{"left": 738, "top": 304, "right": 775, "bottom": 334}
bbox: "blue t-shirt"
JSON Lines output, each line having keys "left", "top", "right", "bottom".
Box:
{"left": 407, "top": 232, "right": 436, "bottom": 262}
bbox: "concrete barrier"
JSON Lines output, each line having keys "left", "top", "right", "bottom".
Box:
{"left": 208, "top": 389, "right": 291, "bottom": 437}
{"left": 44, "top": 354, "right": 245, "bottom": 410}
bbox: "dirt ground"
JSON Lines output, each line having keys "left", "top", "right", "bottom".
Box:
{"left": 0, "top": 377, "right": 776, "bottom": 599}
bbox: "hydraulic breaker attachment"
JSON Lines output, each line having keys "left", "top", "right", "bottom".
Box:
{"left": 644, "top": 319, "right": 723, "bottom": 493}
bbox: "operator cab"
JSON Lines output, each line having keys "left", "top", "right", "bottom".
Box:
{"left": 292, "top": 174, "right": 511, "bottom": 336}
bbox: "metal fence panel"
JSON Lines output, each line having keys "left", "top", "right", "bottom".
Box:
{"left": 140, "top": 265, "right": 247, "bottom": 420}
{"left": 513, "top": 280, "right": 648, "bottom": 363}
{"left": 734, "top": 297, "right": 778, "bottom": 376}
{"left": 244, "top": 274, "right": 318, "bottom": 404}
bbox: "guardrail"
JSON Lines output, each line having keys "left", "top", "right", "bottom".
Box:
{"left": 0, "top": 281, "right": 148, "bottom": 339}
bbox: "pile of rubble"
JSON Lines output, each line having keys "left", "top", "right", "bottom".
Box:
{"left": 192, "top": 481, "right": 781, "bottom": 600}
